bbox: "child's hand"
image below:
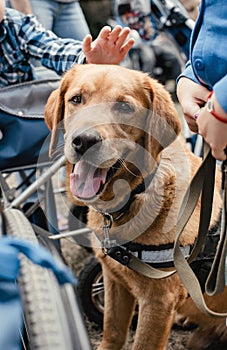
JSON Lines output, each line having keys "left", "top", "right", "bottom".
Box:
{"left": 82, "top": 25, "right": 134, "bottom": 65}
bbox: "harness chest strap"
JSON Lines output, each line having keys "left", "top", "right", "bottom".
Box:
{"left": 107, "top": 244, "right": 190, "bottom": 279}
{"left": 129, "top": 244, "right": 191, "bottom": 265}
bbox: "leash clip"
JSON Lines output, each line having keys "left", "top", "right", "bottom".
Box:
{"left": 99, "top": 210, "right": 116, "bottom": 254}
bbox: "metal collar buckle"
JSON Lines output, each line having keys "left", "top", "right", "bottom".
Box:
{"left": 99, "top": 210, "right": 117, "bottom": 254}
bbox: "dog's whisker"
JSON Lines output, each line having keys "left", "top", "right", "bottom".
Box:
{"left": 51, "top": 151, "right": 64, "bottom": 160}
{"left": 56, "top": 125, "right": 65, "bottom": 131}
{"left": 51, "top": 145, "right": 65, "bottom": 161}
{"left": 55, "top": 142, "right": 65, "bottom": 148}
{"left": 52, "top": 143, "right": 64, "bottom": 154}
{"left": 119, "top": 159, "right": 140, "bottom": 178}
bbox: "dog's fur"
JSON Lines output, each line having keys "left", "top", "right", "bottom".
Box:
{"left": 45, "top": 64, "right": 227, "bottom": 350}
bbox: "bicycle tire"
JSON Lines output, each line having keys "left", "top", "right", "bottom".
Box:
{"left": 2, "top": 208, "right": 91, "bottom": 350}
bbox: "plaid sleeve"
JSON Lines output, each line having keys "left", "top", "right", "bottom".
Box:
{"left": 17, "top": 13, "right": 85, "bottom": 74}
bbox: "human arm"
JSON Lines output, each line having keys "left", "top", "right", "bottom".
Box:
{"left": 7, "top": 0, "right": 32, "bottom": 14}
{"left": 20, "top": 13, "right": 134, "bottom": 69}
{"left": 177, "top": 61, "right": 227, "bottom": 160}
{"left": 177, "top": 78, "right": 227, "bottom": 161}
{"left": 2, "top": 8, "right": 134, "bottom": 84}
{"left": 40, "top": 24, "right": 134, "bottom": 70}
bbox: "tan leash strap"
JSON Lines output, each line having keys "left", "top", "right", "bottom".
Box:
{"left": 179, "top": 141, "right": 215, "bottom": 264}
{"left": 206, "top": 160, "right": 227, "bottom": 295}
{"left": 127, "top": 253, "right": 175, "bottom": 279}
{"left": 174, "top": 144, "right": 227, "bottom": 317}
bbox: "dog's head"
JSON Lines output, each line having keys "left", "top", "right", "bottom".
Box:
{"left": 45, "top": 64, "right": 181, "bottom": 209}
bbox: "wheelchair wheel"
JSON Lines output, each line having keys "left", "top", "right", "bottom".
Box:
{"left": 77, "top": 256, "right": 138, "bottom": 330}
{"left": 2, "top": 208, "right": 91, "bottom": 350}
{"left": 77, "top": 256, "right": 104, "bottom": 328}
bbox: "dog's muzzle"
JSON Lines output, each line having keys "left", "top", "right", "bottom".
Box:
{"left": 69, "top": 129, "right": 109, "bottom": 200}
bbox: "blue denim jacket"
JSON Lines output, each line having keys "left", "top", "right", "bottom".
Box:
{"left": 181, "top": 0, "right": 227, "bottom": 112}
{"left": 0, "top": 8, "right": 85, "bottom": 87}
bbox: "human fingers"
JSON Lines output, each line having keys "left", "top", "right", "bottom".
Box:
{"left": 96, "top": 26, "right": 112, "bottom": 40}
{"left": 107, "top": 25, "right": 126, "bottom": 44}
{"left": 177, "top": 78, "right": 209, "bottom": 105}
{"left": 197, "top": 108, "right": 227, "bottom": 161}
{"left": 177, "top": 79, "right": 206, "bottom": 132}
{"left": 184, "top": 113, "right": 199, "bottom": 133}
{"left": 113, "top": 27, "right": 132, "bottom": 47}
{"left": 118, "top": 38, "right": 135, "bottom": 56}
{"left": 82, "top": 34, "right": 92, "bottom": 55}
{"left": 210, "top": 148, "right": 227, "bottom": 161}
{"left": 180, "top": 103, "right": 202, "bottom": 133}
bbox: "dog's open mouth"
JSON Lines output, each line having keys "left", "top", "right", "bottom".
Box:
{"left": 70, "top": 160, "right": 109, "bottom": 200}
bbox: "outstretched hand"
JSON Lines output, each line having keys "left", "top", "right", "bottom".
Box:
{"left": 82, "top": 25, "right": 135, "bottom": 65}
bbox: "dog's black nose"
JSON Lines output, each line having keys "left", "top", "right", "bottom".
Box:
{"left": 72, "top": 129, "right": 102, "bottom": 154}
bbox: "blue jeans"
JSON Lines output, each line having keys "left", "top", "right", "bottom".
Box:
{"left": 30, "top": 0, "right": 90, "bottom": 40}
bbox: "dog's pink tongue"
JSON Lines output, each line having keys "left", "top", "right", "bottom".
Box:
{"left": 70, "top": 160, "right": 108, "bottom": 199}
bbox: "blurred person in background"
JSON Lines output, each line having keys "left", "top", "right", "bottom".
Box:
{"left": 0, "top": 1, "right": 134, "bottom": 85}
{"left": 80, "top": 0, "right": 112, "bottom": 38}
{"left": 6, "top": 0, "right": 90, "bottom": 40}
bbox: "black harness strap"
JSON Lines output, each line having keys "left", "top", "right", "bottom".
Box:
{"left": 104, "top": 167, "right": 158, "bottom": 221}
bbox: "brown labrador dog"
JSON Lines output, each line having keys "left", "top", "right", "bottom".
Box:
{"left": 45, "top": 64, "right": 226, "bottom": 350}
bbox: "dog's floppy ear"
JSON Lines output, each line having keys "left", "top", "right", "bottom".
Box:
{"left": 143, "top": 75, "right": 181, "bottom": 155}
{"left": 44, "top": 79, "right": 68, "bottom": 157}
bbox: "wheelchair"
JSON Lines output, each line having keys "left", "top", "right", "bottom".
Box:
{"left": 0, "top": 78, "right": 92, "bottom": 350}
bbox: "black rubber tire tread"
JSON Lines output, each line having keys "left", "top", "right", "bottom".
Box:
{"left": 77, "top": 256, "right": 104, "bottom": 328}
{"left": 77, "top": 256, "right": 138, "bottom": 331}
{"left": 3, "top": 208, "right": 91, "bottom": 350}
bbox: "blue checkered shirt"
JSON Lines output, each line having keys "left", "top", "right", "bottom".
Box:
{"left": 0, "top": 8, "right": 85, "bottom": 87}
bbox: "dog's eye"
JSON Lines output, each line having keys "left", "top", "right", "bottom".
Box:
{"left": 70, "top": 94, "right": 82, "bottom": 104}
{"left": 114, "top": 102, "right": 135, "bottom": 114}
